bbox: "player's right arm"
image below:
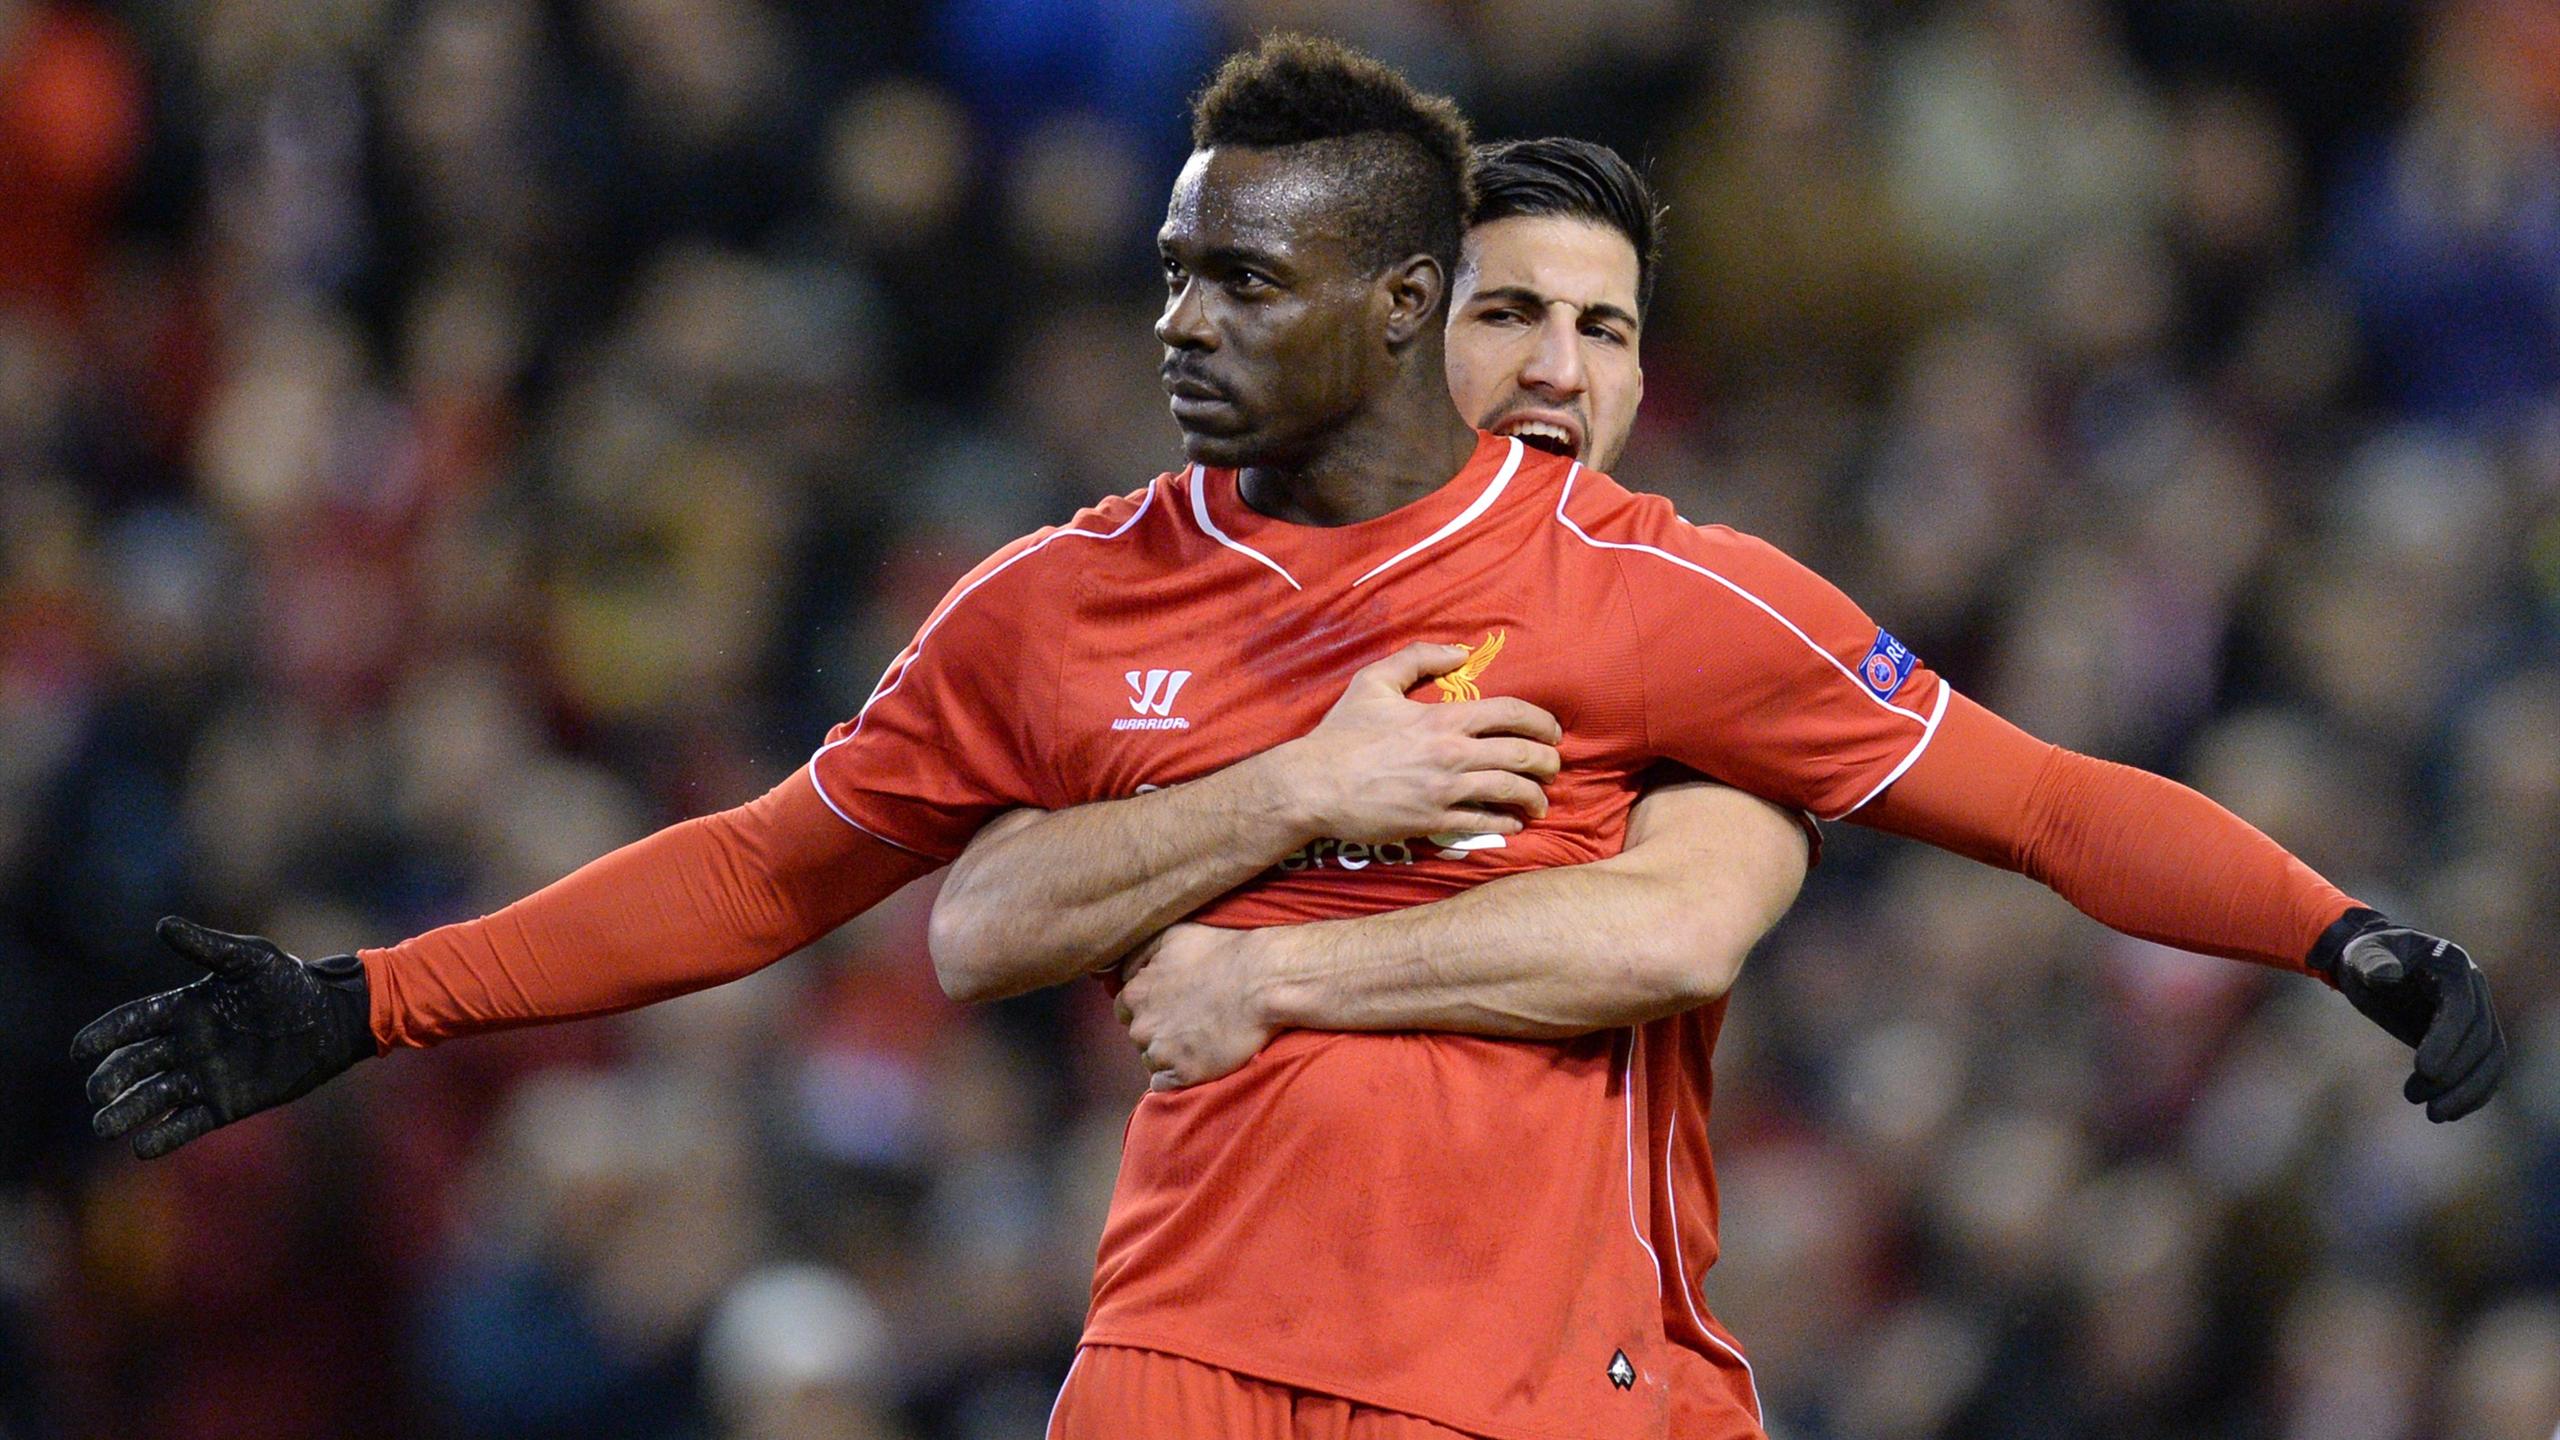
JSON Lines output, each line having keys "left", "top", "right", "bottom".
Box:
{"left": 73, "top": 505, "right": 1095, "bottom": 1157}
{"left": 927, "top": 642, "right": 1563, "bottom": 1002}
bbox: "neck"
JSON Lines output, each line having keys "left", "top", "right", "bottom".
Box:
{"left": 1237, "top": 349, "right": 1479, "bottom": 527}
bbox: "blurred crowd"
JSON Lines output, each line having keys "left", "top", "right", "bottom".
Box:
{"left": 3, "top": 0, "right": 2557, "bottom": 1437}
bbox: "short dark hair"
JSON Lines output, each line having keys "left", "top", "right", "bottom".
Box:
{"left": 1470, "top": 137, "right": 1665, "bottom": 317}
{"left": 1189, "top": 34, "right": 1474, "bottom": 288}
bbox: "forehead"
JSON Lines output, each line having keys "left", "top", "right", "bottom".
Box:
{"left": 1458, "top": 214, "right": 1641, "bottom": 316}
{"left": 1160, "top": 146, "right": 1360, "bottom": 258}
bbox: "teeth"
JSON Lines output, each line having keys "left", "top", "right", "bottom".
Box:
{"left": 1505, "top": 421, "right": 1575, "bottom": 451}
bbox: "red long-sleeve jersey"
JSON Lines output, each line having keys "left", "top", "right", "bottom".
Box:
{"left": 363, "top": 436, "right": 2353, "bottom": 1439}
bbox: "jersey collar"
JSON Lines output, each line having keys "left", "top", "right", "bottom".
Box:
{"left": 1190, "top": 432, "right": 1528, "bottom": 587}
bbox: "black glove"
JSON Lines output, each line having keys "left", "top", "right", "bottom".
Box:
{"left": 2307, "top": 908, "right": 2507, "bottom": 1123}
{"left": 71, "top": 917, "right": 376, "bottom": 1159}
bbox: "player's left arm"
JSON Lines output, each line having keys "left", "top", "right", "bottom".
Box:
{"left": 1588, "top": 485, "right": 2506, "bottom": 1122}
{"left": 1851, "top": 693, "right": 2509, "bottom": 1121}
{"left": 1115, "top": 776, "right": 1808, "bottom": 1089}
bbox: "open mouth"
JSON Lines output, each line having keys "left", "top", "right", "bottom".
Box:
{"left": 1492, "top": 415, "right": 1582, "bottom": 459}
{"left": 1506, "top": 423, "right": 1575, "bottom": 457}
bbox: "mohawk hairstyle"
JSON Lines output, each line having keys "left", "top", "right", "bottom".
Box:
{"left": 1189, "top": 34, "right": 1475, "bottom": 290}
{"left": 1470, "top": 137, "right": 1666, "bottom": 317}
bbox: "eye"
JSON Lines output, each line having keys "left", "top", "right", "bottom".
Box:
{"left": 1476, "top": 306, "right": 1530, "bottom": 328}
{"left": 1161, "top": 256, "right": 1188, "bottom": 289}
{"left": 1582, "top": 321, "right": 1631, "bottom": 348}
{"left": 1227, "top": 269, "right": 1274, "bottom": 297}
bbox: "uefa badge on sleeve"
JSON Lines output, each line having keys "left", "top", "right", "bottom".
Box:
{"left": 1859, "top": 631, "right": 1917, "bottom": 702}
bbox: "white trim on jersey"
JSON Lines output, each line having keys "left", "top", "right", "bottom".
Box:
{"left": 1553, "top": 460, "right": 1941, "bottom": 820}
{"left": 1839, "top": 680, "right": 1951, "bottom": 817}
{"left": 1621, "top": 1027, "right": 1664, "bottom": 1298}
{"left": 808, "top": 782, "right": 944, "bottom": 858}
{"left": 1553, "top": 462, "right": 1935, "bottom": 730}
{"left": 1351, "top": 436, "right": 1526, "bottom": 586}
{"left": 1662, "top": 1095, "right": 1766, "bottom": 1425}
{"left": 1186, "top": 464, "right": 1302, "bottom": 590}
{"left": 807, "top": 481, "right": 1162, "bottom": 835}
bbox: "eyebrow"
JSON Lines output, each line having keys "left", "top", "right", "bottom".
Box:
{"left": 1466, "top": 285, "right": 1639, "bottom": 332}
{"left": 1160, "top": 238, "right": 1294, "bottom": 277}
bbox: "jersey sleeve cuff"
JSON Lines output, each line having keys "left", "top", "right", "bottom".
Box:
{"left": 1827, "top": 681, "right": 1952, "bottom": 821}
{"left": 804, "top": 757, "right": 967, "bottom": 863}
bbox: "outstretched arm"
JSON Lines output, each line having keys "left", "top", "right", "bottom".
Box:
{"left": 1568, "top": 503, "right": 2505, "bottom": 1125}
{"left": 1853, "top": 693, "right": 2349, "bottom": 971}
{"left": 74, "top": 767, "right": 935, "bottom": 1156}
{"left": 1116, "top": 778, "right": 1809, "bottom": 1088}
{"left": 1855, "top": 692, "right": 2506, "bottom": 1120}
{"left": 360, "top": 766, "right": 935, "bottom": 1047}
{"left": 928, "top": 643, "right": 1563, "bottom": 1002}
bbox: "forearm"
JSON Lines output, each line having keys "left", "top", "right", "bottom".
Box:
{"left": 1857, "top": 693, "right": 2356, "bottom": 972}
{"left": 364, "top": 768, "right": 933, "bottom": 1047}
{"left": 1256, "top": 785, "right": 1808, "bottom": 1036}
{"left": 929, "top": 751, "right": 1316, "bottom": 1002}
{"left": 1255, "top": 874, "right": 1710, "bottom": 1037}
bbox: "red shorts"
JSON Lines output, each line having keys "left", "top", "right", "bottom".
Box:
{"left": 1048, "top": 1345, "right": 1491, "bottom": 1440}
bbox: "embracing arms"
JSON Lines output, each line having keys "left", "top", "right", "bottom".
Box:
{"left": 929, "top": 642, "right": 1564, "bottom": 1002}
{"left": 1114, "top": 776, "right": 1808, "bottom": 1087}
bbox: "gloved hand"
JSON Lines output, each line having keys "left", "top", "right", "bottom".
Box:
{"left": 2308, "top": 908, "right": 2507, "bottom": 1123}
{"left": 72, "top": 917, "right": 376, "bottom": 1158}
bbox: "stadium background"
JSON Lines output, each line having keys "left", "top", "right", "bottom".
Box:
{"left": 3, "top": 0, "right": 2558, "bottom": 1435}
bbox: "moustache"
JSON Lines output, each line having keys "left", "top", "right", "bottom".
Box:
{"left": 1482, "top": 397, "right": 1586, "bottom": 431}
{"left": 1160, "top": 361, "right": 1232, "bottom": 400}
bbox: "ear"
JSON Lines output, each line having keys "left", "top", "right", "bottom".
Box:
{"left": 1379, "top": 254, "right": 1446, "bottom": 349}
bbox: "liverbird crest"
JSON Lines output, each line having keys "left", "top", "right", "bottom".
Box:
{"left": 1433, "top": 629, "right": 1507, "bottom": 703}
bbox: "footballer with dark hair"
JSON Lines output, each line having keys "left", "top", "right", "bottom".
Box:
{"left": 1451, "top": 136, "right": 1665, "bottom": 469}
{"left": 79, "top": 35, "right": 2506, "bottom": 1440}
{"left": 929, "top": 59, "right": 2508, "bottom": 1440}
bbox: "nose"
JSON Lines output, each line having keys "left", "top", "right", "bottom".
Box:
{"left": 1157, "top": 279, "right": 1215, "bottom": 352}
{"left": 1517, "top": 309, "right": 1586, "bottom": 397}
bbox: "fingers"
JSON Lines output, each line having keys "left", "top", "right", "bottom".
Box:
{"left": 156, "top": 917, "right": 275, "bottom": 980}
{"left": 2340, "top": 934, "right": 2405, "bottom": 986}
{"left": 1137, "top": 1041, "right": 1209, "bottom": 1092}
{"left": 85, "top": 1037, "right": 175, "bottom": 1107}
{"left": 2414, "top": 964, "right": 2507, "bottom": 1122}
{"left": 92, "top": 1070, "right": 198, "bottom": 1140}
{"left": 1460, "top": 736, "right": 1562, "bottom": 781}
{"left": 1454, "top": 770, "right": 1549, "bottom": 821}
{"left": 2423, "top": 1028, "right": 2506, "bottom": 1122}
{"left": 130, "top": 1105, "right": 221, "bottom": 1160}
{"left": 1351, "top": 643, "right": 1473, "bottom": 697}
{"left": 1135, "top": 1033, "right": 1181, "bottom": 1090}
{"left": 70, "top": 992, "right": 179, "bottom": 1065}
{"left": 1430, "top": 811, "right": 1527, "bottom": 839}
{"left": 1444, "top": 697, "right": 1563, "bottom": 745}
{"left": 2411, "top": 965, "right": 2484, "bottom": 1086}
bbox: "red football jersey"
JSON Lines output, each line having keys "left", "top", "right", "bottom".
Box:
{"left": 1642, "top": 1003, "right": 1765, "bottom": 1438}
{"left": 811, "top": 433, "right": 1946, "bottom": 1440}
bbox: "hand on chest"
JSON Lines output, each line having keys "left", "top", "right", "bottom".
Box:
{"left": 1058, "top": 604, "right": 1645, "bottom": 874}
